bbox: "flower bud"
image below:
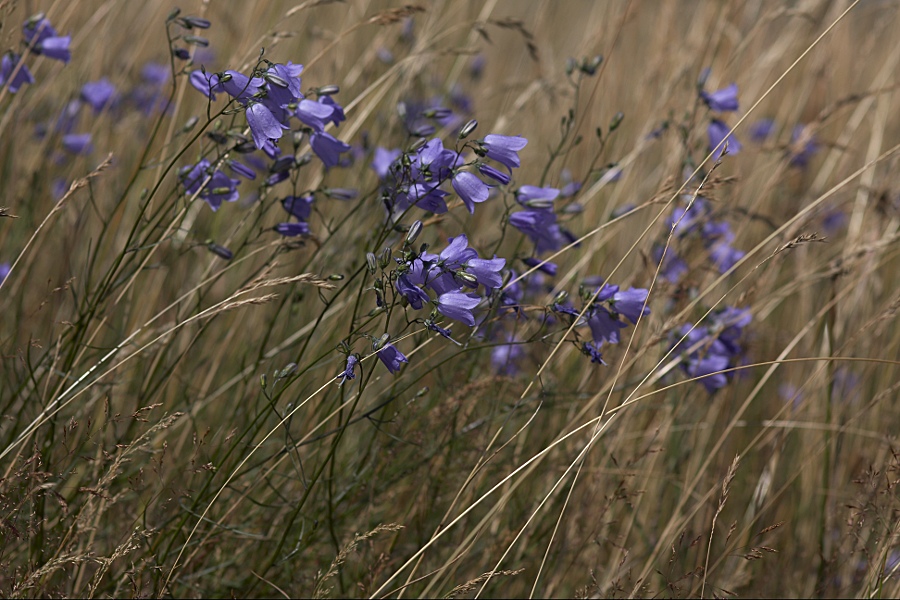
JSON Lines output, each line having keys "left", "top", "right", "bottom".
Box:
{"left": 459, "top": 119, "right": 478, "bottom": 139}
{"left": 405, "top": 220, "right": 423, "bottom": 246}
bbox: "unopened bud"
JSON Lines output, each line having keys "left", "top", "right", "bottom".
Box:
{"left": 459, "top": 119, "right": 478, "bottom": 139}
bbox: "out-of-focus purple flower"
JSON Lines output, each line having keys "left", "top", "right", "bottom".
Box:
{"left": 1, "top": 53, "right": 34, "bottom": 93}
{"left": 452, "top": 171, "right": 490, "bottom": 214}
{"left": 750, "top": 118, "right": 775, "bottom": 142}
{"left": 246, "top": 102, "right": 289, "bottom": 149}
{"left": 23, "top": 16, "right": 71, "bottom": 63}
{"left": 522, "top": 256, "right": 557, "bottom": 277}
{"left": 274, "top": 222, "right": 309, "bottom": 237}
{"left": 588, "top": 307, "right": 627, "bottom": 345}
{"left": 35, "top": 35, "right": 71, "bottom": 63}
{"left": 710, "top": 241, "right": 745, "bottom": 272}
{"left": 509, "top": 209, "right": 564, "bottom": 252}
{"left": 822, "top": 208, "right": 847, "bottom": 236}
{"left": 376, "top": 341, "right": 408, "bottom": 374}
{"left": 189, "top": 70, "right": 220, "bottom": 100}
{"left": 789, "top": 124, "right": 818, "bottom": 168}
{"left": 708, "top": 119, "right": 741, "bottom": 160}
{"left": 611, "top": 287, "right": 649, "bottom": 325}
{"left": 686, "top": 352, "right": 730, "bottom": 393}
{"left": 582, "top": 341, "right": 606, "bottom": 365}
{"left": 492, "top": 337, "right": 524, "bottom": 375}
{"left": 141, "top": 62, "right": 169, "bottom": 86}
{"left": 282, "top": 195, "right": 313, "bottom": 220}
{"left": 81, "top": 79, "right": 116, "bottom": 113}
{"left": 372, "top": 147, "right": 400, "bottom": 179}
{"left": 310, "top": 131, "right": 351, "bottom": 169}
{"left": 62, "top": 133, "right": 92, "bottom": 154}
{"left": 296, "top": 99, "right": 334, "bottom": 133}
{"left": 481, "top": 134, "right": 528, "bottom": 171}
{"left": 338, "top": 354, "right": 358, "bottom": 385}
{"left": 469, "top": 54, "right": 485, "bottom": 79}
{"left": 516, "top": 185, "right": 559, "bottom": 208}
{"left": 700, "top": 83, "right": 739, "bottom": 112}
{"left": 0, "top": 262, "right": 10, "bottom": 285}
{"left": 179, "top": 159, "right": 241, "bottom": 211}
{"left": 653, "top": 244, "right": 688, "bottom": 283}
{"left": 437, "top": 291, "right": 481, "bottom": 326}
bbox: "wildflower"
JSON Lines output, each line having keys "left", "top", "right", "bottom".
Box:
{"left": 371, "top": 147, "right": 401, "bottom": 179}
{"left": 481, "top": 134, "right": 528, "bottom": 171}
{"left": 296, "top": 99, "right": 335, "bottom": 132}
{"left": 587, "top": 306, "right": 627, "bottom": 345}
{"left": 492, "top": 335, "right": 524, "bottom": 375}
{"left": 509, "top": 209, "right": 564, "bottom": 252}
{"left": 179, "top": 159, "right": 240, "bottom": 211}
{"left": 62, "top": 133, "right": 92, "bottom": 155}
{"left": 463, "top": 255, "right": 506, "bottom": 289}
{"left": 310, "top": 131, "right": 350, "bottom": 169}
{"left": 0, "top": 53, "right": 34, "bottom": 93}
{"left": 81, "top": 79, "right": 116, "bottom": 113}
{"left": 611, "top": 287, "right": 649, "bottom": 324}
{"left": 396, "top": 275, "right": 430, "bottom": 309}
{"left": 375, "top": 341, "right": 408, "bottom": 374}
{"left": 436, "top": 291, "right": 481, "bottom": 326}
{"left": 217, "top": 70, "right": 264, "bottom": 104}
{"left": 23, "top": 16, "right": 71, "bottom": 63}
{"left": 582, "top": 341, "right": 606, "bottom": 365}
{"left": 516, "top": 185, "right": 559, "bottom": 208}
{"left": 337, "top": 354, "right": 358, "bottom": 385}
{"left": 228, "top": 160, "right": 257, "bottom": 180}
{"left": 246, "top": 102, "right": 289, "bottom": 149}
{"left": 700, "top": 83, "right": 739, "bottom": 112}
{"left": 750, "top": 118, "right": 775, "bottom": 142}
{"left": 451, "top": 171, "right": 490, "bottom": 214}
{"left": 0, "top": 262, "right": 10, "bottom": 284}
{"left": 281, "top": 195, "right": 313, "bottom": 220}
{"left": 189, "top": 70, "right": 220, "bottom": 100}
{"left": 708, "top": 119, "right": 741, "bottom": 160}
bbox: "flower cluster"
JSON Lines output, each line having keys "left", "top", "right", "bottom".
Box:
{"left": 395, "top": 233, "right": 505, "bottom": 331}
{"left": 654, "top": 195, "right": 746, "bottom": 283}
{"left": 671, "top": 306, "right": 751, "bottom": 392}
{"left": 1, "top": 15, "right": 70, "bottom": 94}
{"left": 553, "top": 279, "right": 650, "bottom": 366}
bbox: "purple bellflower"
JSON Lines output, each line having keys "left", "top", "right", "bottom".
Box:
{"left": 700, "top": 83, "right": 739, "bottom": 112}
{"left": 481, "top": 134, "right": 528, "bottom": 171}
{"left": 376, "top": 341, "right": 408, "bottom": 374}
{"left": 81, "top": 79, "right": 116, "bottom": 113}
{"left": 1, "top": 53, "right": 34, "bottom": 93}
{"left": 708, "top": 119, "right": 742, "bottom": 160}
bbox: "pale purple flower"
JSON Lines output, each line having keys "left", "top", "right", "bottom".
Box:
{"left": 611, "top": 287, "right": 649, "bottom": 325}
{"left": 376, "top": 341, "right": 408, "bottom": 374}
{"left": 81, "top": 78, "right": 116, "bottom": 113}
{"left": 296, "top": 99, "right": 335, "bottom": 132}
{"left": 217, "top": 70, "right": 264, "bottom": 104}
{"left": 708, "top": 119, "right": 741, "bottom": 160}
{"left": 478, "top": 163, "right": 510, "bottom": 185}
{"left": 482, "top": 134, "right": 528, "bottom": 171}
{"left": 0, "top": 53, "right": 34, "bottom": 93}
{"left": 310, "top": 131, "right": 350, "bottom": 169}
{"left": 464, "top": 257, "right": 506, "bottom": 289}
{"left": 372, "top": 147, "right": 400, "bottom": 179}
{"left": 451, "top": 171, "right": 489, "bottom": 214}
{"left": 189, "top": 70, "right": 220, "bottom": 100}
{"left": 246, "top": 102, "right": 288, "bottom": 149}
{"left": 588, "top": 307, "right": 627, "bottom": 345}
{"left": 701, "top": 83, "right": 739, "bottom": 112}
{"left": 437, "top": 291, "right": 481, "bottom": 326}
{"left": 62, "top": 133, "right": 92, "bottom": 155}
{"left": 516, "top": 185, "right": 559, "bottom": 208}
{"left": 282, "top": 195, "right": 313, "bottom": 220}
{"left": 338, "top": 354, "right": 358, "bottom": 385}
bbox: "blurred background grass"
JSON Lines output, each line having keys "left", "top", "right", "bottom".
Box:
{"left": 2, "top": 0, "right": 900, "bottom": 597}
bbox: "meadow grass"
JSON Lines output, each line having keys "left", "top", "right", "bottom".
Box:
{"left": 2, "top": 0, "right": 900, "bottom": 597}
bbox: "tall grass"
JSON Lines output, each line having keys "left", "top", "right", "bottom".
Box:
{"left": 2, "top": 1, "right": 900, "bottom": 597}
